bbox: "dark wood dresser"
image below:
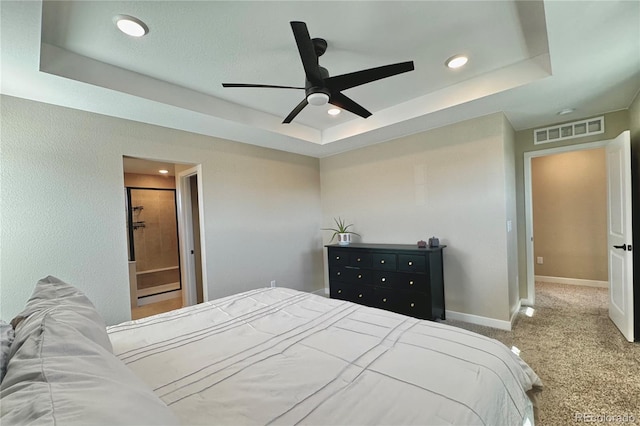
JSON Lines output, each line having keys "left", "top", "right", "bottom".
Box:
{"left": 326, "top": 243, "right": 446, "bottom": 320}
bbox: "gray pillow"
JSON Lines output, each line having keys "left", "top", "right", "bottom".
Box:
{"left": 0, "top": 276, "right": 179, "bottom": 425}
{"left": 9, "top": 275, "right": 113, "bottom": 355}
{"left": 0, "top": 320, "right": 14, "bottom": 383}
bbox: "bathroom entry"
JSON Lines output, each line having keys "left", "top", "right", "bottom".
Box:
{"left": 123, "top": 157, "right": 185, "bottom": 317}
{"left": 127, "top": 187, "right": 181, "bottom": 298}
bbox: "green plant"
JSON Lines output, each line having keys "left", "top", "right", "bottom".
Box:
{"left": 322, "top": 217, "right": 361, "bottom": 242}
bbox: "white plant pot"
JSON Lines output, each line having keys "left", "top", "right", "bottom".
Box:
{"left": 337, "top": 233, "right": 351, "bottom": 246}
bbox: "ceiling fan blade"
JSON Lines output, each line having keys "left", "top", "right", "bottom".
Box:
{"left": 290, "top": 21, "right": 323, "bottom": 87}
{"left": 283, "top": 98, "right": 309, "bottom": 124}
{"left": 329, "top": 92, "right": 371, "bottom": 119}
{"left": 222, "top": 83, "right": 304, "bottom": 89}
{"left": 325, "top": 61, "right": 414, "bottom": 92}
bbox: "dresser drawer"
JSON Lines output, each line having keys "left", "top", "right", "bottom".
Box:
{"left": 372, "top": 271, "right": 425, "bottom": 291}
{"left": 372, "top": 288, "right": 429, "bottom": 319}
{"left": 350, "top": 252, "right": 372, "bottom": 268}
{"left": 398, "top": 254, "right": 426, "bottom": 273}
{"left": 372, "top": 253, "right": 396, "bottom": 270}
{"left": 331, "top": 283, "right": 373, "bottom": 305}
{"left": 328, "top": 251, "right": 349, "bottom": 266}
{"left": 330, "top": 266, "right": 371, "bottom": 284}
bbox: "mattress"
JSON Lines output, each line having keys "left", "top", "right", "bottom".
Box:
{"left": 108, "top": 287, "right": 542, "bottom": 425}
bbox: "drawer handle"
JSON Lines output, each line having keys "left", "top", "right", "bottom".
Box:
{"left": 357, "top": 258, "right": 361, "bottom": 262}
{"left": 409, "top": 281, "right": 414, "bottom": 285}
{"left": 336, "top": 256, "right": 340, "bottom": 260}
{"left": 381, "top": 277, "right": 386, "bottom": 282}
{"left": 380, "top": 260, "right": 385, "bottom": 264}
{"left": 358, "top": 274, "right": 362, "bottom": 279}
{"left": 337, "top": 272, "right": 341, "bottom": 276}
{"left": 337, "top": 289, "right": 342, "bottom": 294}
{"left": 408, "top": 261, "right": 413, "bottom": 266}
{"left": 410, "top": 303, "right": 415, "bottom": 308}
{"left": 382, "top": 298, "right": 387, "bottom": 302}
{"left": 358, "top": 294, "right": 363, "bottom": 298}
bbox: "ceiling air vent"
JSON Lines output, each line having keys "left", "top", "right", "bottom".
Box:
{"left": 534, "top": 116, "right": 604, "bottom": 145}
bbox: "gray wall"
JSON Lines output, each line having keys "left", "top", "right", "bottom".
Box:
{"left": 320, "top": 113, "right": 517, "bottom": 323}
{"left": 0, "top": 95, "right": 323, "bottom": 325}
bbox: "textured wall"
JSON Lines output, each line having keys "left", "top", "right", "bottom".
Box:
{"left": 320, "top": 113, "right": 515, "bottom": 322}
{"left": 1, "top": 96, "right": 323, "bottom": 325}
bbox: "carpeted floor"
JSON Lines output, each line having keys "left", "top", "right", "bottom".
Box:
{"left": 443, "top": 282, "right": 640, "bottom": 426}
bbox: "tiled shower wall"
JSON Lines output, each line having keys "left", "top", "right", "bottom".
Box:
{"left": 130, "top": 188, "right": 179, "bottom": 273}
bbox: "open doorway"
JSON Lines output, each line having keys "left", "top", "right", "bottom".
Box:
{"left": 524, "top": 132, "right": 634, "bottom": 341}
{"left": 530, "top": 148, "right": 608, "bottom": 289}
{"left": 524, "top": 140, "right": 609, "bottom": 305}
{"left": 123, "top": 157, "right": 204, "bottom": 319}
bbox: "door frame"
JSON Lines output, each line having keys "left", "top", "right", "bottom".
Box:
{"left": 176, "top": 165, "right": 208, "bottom": 306}
{"left": 523, "top": 139, "right": 609, "bottom": 305}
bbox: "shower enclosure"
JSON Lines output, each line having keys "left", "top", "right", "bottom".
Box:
{"left": 126, "top": 187, "right": 181, "bottom": 300}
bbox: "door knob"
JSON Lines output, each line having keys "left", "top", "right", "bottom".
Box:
{"left": 613, "top": 244, "right": 627, "bottom": 251}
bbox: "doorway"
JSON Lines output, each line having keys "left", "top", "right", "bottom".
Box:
{"left": 524, "top": 140, "right": 609, "bottom": 305}
{"left": 123, "top": 157, "right": 205, "bottom": 319}
{"left": 530, "top": 148, "right": 608, "bottom": 289}
{"left": 524, "top": 132, "right": 634, "bottom": 341}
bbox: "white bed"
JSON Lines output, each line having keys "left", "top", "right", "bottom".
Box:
{"left": 2, "top": 278, "right": 541, "bottom": 425}
{"left": 108, "top": 287, "right": 542, "bottom": 426}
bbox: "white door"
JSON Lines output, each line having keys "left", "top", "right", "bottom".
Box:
{"left": 606, "top": 130, "right": 634, "bottom": 342}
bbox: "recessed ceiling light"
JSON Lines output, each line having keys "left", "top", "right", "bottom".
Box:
{"left": 158, "top": 169, "right": 169, "bottom": 174}
{"left": 328, "top": 108, "right": 341, "bottom": 116}
{"left": 445, "top": 55, "right": 468, "bottom": 69}
{"left": 115, "top": 15, "right": 149, "bottom": 37}
{"left": 557, "top": 108, "right": 575, "bottom": 116}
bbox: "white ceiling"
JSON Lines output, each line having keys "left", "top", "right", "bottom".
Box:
{"left": 1, "top": 1, "right": 638, "bottom": 158}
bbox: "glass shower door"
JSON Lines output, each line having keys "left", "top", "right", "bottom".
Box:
{"left": 126, "top": 187, "right": 181, "bottom": 299}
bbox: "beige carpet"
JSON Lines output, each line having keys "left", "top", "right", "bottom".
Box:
{"left": 443, "top": 282, "right": 640, "bottom": 426}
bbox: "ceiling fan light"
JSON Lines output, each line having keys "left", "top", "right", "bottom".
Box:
{"left": 115, "top": 15, "right": 149, "bottom": 37}
{"left": 307, "top": 92, "right": 329, "bottom": 106}
{"left": 446, "top": 55, "right": 468, "bottom": 69}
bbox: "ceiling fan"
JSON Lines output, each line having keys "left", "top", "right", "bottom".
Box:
{"left": 222, "top": 21, "right": 415, "bottom": 124}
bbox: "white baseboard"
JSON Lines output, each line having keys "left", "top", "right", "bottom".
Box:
{"left": 445, "top": 310, "right": 512, "bottom": 331}
{"left": 535, "top": 275, "right": 608, "bottom": 288}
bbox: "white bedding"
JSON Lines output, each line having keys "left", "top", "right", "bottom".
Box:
{"left": 108, "top": 287, "right": 542, "bottom": 425}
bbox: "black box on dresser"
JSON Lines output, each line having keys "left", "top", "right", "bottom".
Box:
{"left": 326, "top": 243, "right": 446, "bottom": 321}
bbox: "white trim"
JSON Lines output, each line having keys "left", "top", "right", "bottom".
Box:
{"left": 521, "top": 297, "right": 535, "bottom": 307}
{"left": 535, "top": 275, "right": 609, "bottom": 288}
{"left": 510, "top": 299, "right": 522, "bottom": 326}
{"left": 534, "top": 116, "right": 604, "bottom": 144}
{"left": 445, "top": 310, "right": 512, "bottom": 331}
{"left": 176, "top": 165, "right": 208, "bottom": 307}
{"left": 524, "top": 139, "right": 610, "bottom": 309}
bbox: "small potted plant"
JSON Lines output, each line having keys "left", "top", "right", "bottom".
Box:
{"left": 322, "top": 217, "right": 361, "bottom": 246}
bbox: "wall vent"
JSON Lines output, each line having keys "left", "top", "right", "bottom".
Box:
{"left": 534, "top": 116, "right": 604, "bottom": 145}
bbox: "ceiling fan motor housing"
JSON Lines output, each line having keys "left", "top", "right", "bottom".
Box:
{"left": 305, "top": 66, "right": 330, "bottom": 104}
